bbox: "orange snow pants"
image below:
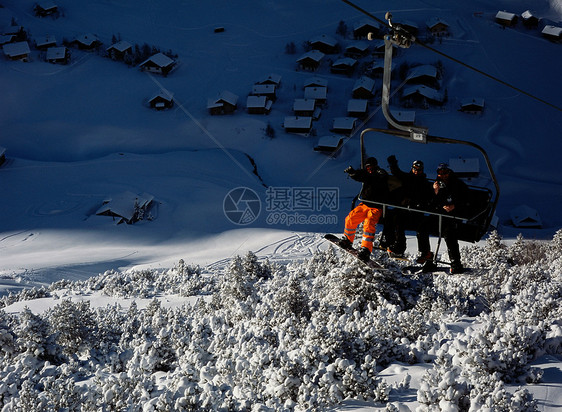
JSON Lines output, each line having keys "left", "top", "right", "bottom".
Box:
{"left": 343, "top": 203, "right": 382, "bottom": 252}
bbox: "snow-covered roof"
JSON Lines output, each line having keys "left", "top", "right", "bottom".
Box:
{"left": 345, "top": 41, "right": 369, "bottom": 52}
{"left": 332, "top": 117, "right": 357, "bottom": 129}
{"left": 303, "top": 77, "right": 328, "bottom": 88}
{"left": 332, "top": 57, "right": 357, "bottom": 68}
{"left": 521, "top": 10, "right": 537, "bottom": 20}
{"left": 353, "top": 76, "right": 375, "bottom": 92}
{"left": 283, "top": 116, "right": 312, "bottom": 129}
{"left": 316, "top": 135, "right": 344, "bottom": 149}
{"left": 390, "top": 109, "right": 415, "bottom": 123}
{"left": 246, "top": 95, "right": 267, "bottom": 109}
{"left": 297, "top": 50, "right": 324, "bottom": 63}
{"left": 407, "top": 65, "right": 438, "bottom": 80}
{"left": 496, "top": 11, "right": 517, "bottom": 21}
{"left": 46, "top": 47, "right": 67, "bottom": 60}
{"left": 74, "top": 33, "right": 99, "bottom": 46}
{"left": 96, "top": 191, "right": 154, "bottom": 224}
{"left": 3, "top": 25, "right": 22, "bottom": 35}
{"left": 304, "top": 86, "right": 327, "bottom": 100}
{"left": 140, "top": 52, "right": 175, "bottom": 68}
{"left": 354, "top": 20, "right": 381, "bottom": 31}
{"left": 36, "top": 35, "right": 56, "bottom": 47}
{"left": 252, "top": 84, "right": 275, "bottom": 95}
{"left": 402, "top": 85, "right": 444, "bottom": 102}
{"left": 510, "top": 204, "right": 542, "bottom": 228}
{"left": 0, "top": 35, "right": 15, "bottom": 45}
{"left": 256, "top": 73, "right": 281, "bottom": 85}
{"left": 542, "top": 25, "right": 562, "bottom": 37}
{"left": 150, "top": 91, "right": 174, "bottom": 102}
{"left": 3, "top": 41, "right": 30, "bottom": 57}
{"left": 107, "top": 40, "right": 132, "bottom": 53}
{"left": 461, "top": 98, "right": 485, "bottom": 108}
{"left": 37, "top": 0, "right": 57, "bottom": 10}
{"left": 216, "top": 90, "right": 238, "bottom": 105}
{"left": 347, "top": 99, "right": 368, "bottom": 113}
{"left": 293, "top": 98, "right": 315, "bottom": 112}
{"left": 310, "top": 34, "right": 338, "bottom": 47}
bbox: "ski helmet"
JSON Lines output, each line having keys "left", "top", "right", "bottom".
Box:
{"left": 412, "top": 160, "right": 424, "bottom": 171}
{"left": 365, "top": 157, "right": 378, "bottom": 168}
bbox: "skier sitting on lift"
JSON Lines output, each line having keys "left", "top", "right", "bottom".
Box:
{"left": 381, "top": 156, "right": 433, "bottom": 258}
{"left": 338, "top": 157, "right": 389, "bottom": 262}
{"left": 417, "top": 163, "right": 469, "bottom": 274}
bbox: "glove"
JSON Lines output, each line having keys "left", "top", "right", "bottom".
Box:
{"left": 344, "top": 166, "right": 355, "bottom": 174}
{"left": 387, "top": 155, "right": 397, "bottom": 166}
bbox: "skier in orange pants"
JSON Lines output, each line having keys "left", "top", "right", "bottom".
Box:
{"left": 338, "top": 157, "right": 389, "bottom": 262}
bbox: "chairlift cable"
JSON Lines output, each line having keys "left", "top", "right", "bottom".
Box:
{"left": 340, "top": 0, "right": 562, "bottom": 113}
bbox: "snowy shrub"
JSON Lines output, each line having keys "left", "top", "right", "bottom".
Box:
{"left": 2, "top": 231, "right": 562, "bottom": 410}
{"left": 47, "top": 299, "right": 98, "bottom": 358}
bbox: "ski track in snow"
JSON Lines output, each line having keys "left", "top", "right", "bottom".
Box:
{"left": 203, "top": 232, "right": 327, "bottom": 272}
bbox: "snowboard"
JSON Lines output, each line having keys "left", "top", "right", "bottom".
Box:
{"left": 324, "top": 234, "right": 389, "bottom": 271}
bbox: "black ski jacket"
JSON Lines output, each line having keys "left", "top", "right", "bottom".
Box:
{"left": 349, "top": 167, "right": 389, "bottom": 208}
{"left": 431, "top": 173, "right": 469, "bottom": 217}
{"left": 389, "top": 164, "right": 433, "bottom": 210}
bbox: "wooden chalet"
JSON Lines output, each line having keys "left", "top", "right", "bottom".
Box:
{"left": 406, "top": 64, "right": 439, "bottom": 88}
{"left": 107, "top": 40, "right": 132, "bottom": 60}
{"left": 353, "top": 20, "right": 382, "bottom": 39}
{"left": 521, "top": 10, "right": 539, "bottom": 28}
{"left": 314, "top": 135, "right": 344, "bottom": 153}
{"left": 46, "top": 46, "right": 69, "bottom": 64}
{"left": 460, "top": 98, "right": 485, "bottom": 114}
{"left": 293, "top": 98, "right": 316, "bottom": 117}
{"left": 246, "top": 95, "right": 272, "bottom": 114}
{"left": 72, "top": 33, "right": 101, "bottom": 50}
{"left": 297, "top": 50, "right": 324, "bottom": 71}
{"left": 251, "top": 84, "right": 276, "bottom": 101}
{"left": 426, "top": 17, "right": 449, "bottom": 36}
{"left": 331, "top": 117, "right": 358, "bottom": 135}
{"left": 347, "top": 99, "right": 368, "bottom": 118}
{"left": 34, "top": 0, "right": 58, "bottom": 17}
{"left": 35, "top": 35, "right": 56, "bottom": 50}
{"left": 330, "top": 57, "right": 357, "bottom": 75}
{"left": 149, "top": 91, "right": 174, "bottom": 110}
{"left": 495, "top": 11, "right": 518, "bottom": 27}
{"left": 344, "top": 41, "right": 370, "bottom": 58}
{"left": 510, "top": 204, "right": 542, "bottom": 228}
{"left": 283, "top": 116, "right": 312, "bottom": 134}
{"left": 304, "top": 86, "right": 327, "bottom": 105}
{"left": 139, "top": 53, "right": 176, "bottom": 76}
{"left": 542, "top": 25, "right": 562, "bottom": 42}
{"left": 207, "top": 90, "right": 238, "bottom": 115}
{"left": 352, "top": 76, "right": 376, "bottom": 99}
{"left": 256, "top": 73, "right": 281, "bottom": 87}
{"left": 402, "top": 85, "right": 444, "bottom": 106}
{"left": 3, "top": 41, "right": 30, "bottom": 61}
{"left": 309, "top": 34, "right": 339, "bottom": 54}
{"left": 96, "top": 191, "right": 154, "bottom": 225}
